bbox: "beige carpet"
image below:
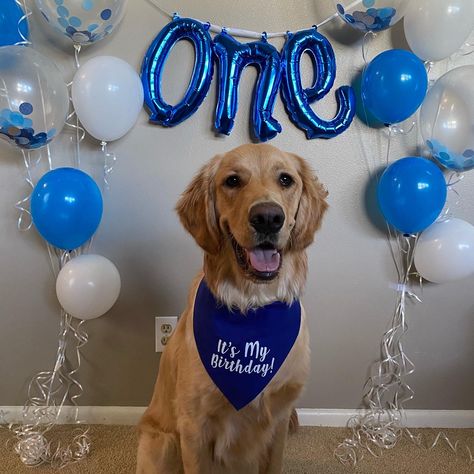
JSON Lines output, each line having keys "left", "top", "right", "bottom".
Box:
{"left": 1, "top": 425, "right": 473, "bottom": 473}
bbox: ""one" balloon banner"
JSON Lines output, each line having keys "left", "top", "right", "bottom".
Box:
{"left": 141, "top": 17, "right": 356, "bottom": 142}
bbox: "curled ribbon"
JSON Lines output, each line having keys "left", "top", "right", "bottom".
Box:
{"left": 5, "top": 249, "right": 92, "bottom": 468}
{"left": 101, "top": 141, "right": 117, "bottom": 190}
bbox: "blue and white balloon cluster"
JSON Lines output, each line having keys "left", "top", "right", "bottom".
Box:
{"left": 141, "top": 17, "right": 356, "bottom": 142}
{"left": 339, "top": 1, "right": 474, "bottom": 284}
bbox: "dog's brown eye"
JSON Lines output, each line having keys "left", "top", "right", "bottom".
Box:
{"left": 225, "top": 175, "right": 241, "bottom": 188}
{"left": 279, "top": 173, "right": 294, "bottom": 187}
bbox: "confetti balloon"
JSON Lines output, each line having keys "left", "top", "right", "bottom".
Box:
{"left": 0, "top": 46, "right": 68, "bottom": 150}
{"left": 420, "top": 66, "right": 474, "bottom": 172}
{"left": 35, "top": 0, "right": 127, "bottom": 46}
{"left": 335, "top": 0, "right": 410, "bottom": 33}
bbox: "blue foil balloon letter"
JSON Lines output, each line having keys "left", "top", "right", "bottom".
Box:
{"left": 141, "top": 17, "right": 213, "bottom": 126}
{"left": 281, "top": 28, "right": 355, "bottom": 139}
{"left": 213, "top": 32, "right": 282, "bottom": 142}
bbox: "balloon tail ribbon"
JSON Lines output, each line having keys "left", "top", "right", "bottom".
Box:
{"left": 14, "top": 0, "right": 32, "bottom": 46}
{"left": 5, "top": 248, "right": 91, "bottom": 468}
{"left": 361, "top": 31, "right": 376, "bottom": 65}
{"left": 439, "top": 172, "right": 464, "bottom": 221}
{"left": 74, "top": 44, "right": 81, "bottom": 70}
{"left": 101, "top": 141, "right": 117, "bottom": 190}
{"left": 334, "top": 235, "right": 419, "bottom": 466}
{"left": 15, "top": 150, "right": 36, "bottom": 231}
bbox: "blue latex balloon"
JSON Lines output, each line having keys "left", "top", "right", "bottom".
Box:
{"left": 213, "top": 32, "right": 282, "bottom": 142}
{"left": 361, "top": 49, "right": 428, "bottom": 125}
{"left": 0, "top": 0, "right": 29, "bottom": 46}
{"left": 280, "top": 28, "right": 356, "bottom": 139}
{"left": 141, "top": 17, "right": 213, "bottom": 127}
{"left": 31, "top": 168, "right": 103, "bottom": 250}
{"left": 377, "top": 157, "right": 447, "bottom": 234}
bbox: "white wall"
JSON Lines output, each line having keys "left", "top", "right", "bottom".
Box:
{"left": 0, "top": 0, "right": 472, "bottom": 409}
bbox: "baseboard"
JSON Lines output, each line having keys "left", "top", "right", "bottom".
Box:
{"left": 296, "top": 408, "right": 474, "bottom": 428}
{"left": 2, "top": 407, "right": 473, "bottom": 428}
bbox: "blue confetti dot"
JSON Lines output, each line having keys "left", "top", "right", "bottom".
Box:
{"left": 439, "top": 152, "right": 450, "bottom": 161}
{"left": 47, "top": 128, "right": 57, "bottom": 138}
{"left": 87, "top": 23, "right": 99, "bottom": 32}
{"left": 426, "top": 140, "right": 433, "bottom": 150}
{"left": 69, "top": 16, "right": 82, "bottom": 27}
{"left": 363, "top": 0, "right": 375, "bottom": 7}
{"left": 10, "top": 112, "right": 24, "bottom": 127}
{"left": 337, "top": 3, "right": 345, "bottom": 14}
{"left": 66, "top": 26, "right": 77, "bottom": 35}
{"left": 82, "top": 0, "right": 94, "bottom": 11}
{"left": 463, "top": 149, "right": 474, "bottom": 157}
{"left": 58, "top": 16, "right": 69, "bottom": 29}
{"left": 379, "top": 7, "right": 395, "bottom": 18}
{"left": 105, "top": 24, "right": 113, "bottom": 32}
{"left": 100, "top": 9, "right": 112, "bottom": 20}
{"left": 55, "top": 0, "right": 64, "bottom": 5}
{"left": 16, "top": 137, "right": 30, "bottom": 146}
{"left": 23, "top": 118, "right": 33, "bottom": 128}
{"left": 57, "top": 5, "right": 69, "bottom": 17}
{"left": 19, "top": 102, "right": 33, "bottom": 115}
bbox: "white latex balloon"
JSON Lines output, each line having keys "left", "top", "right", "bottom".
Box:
{"left": 415, "top": 219, "right": 474, "bottom": 284}
{"left": 404, "top": 0, "right": 474, "bottom": 61}
{"left": 56, "top": 254, "right": 121, "bottom": 320}
{"left": 420, "top": 66, "right": 474, "bottom": 172}
{"left": 72, "top": 56, "right": 143, "bottom": 142}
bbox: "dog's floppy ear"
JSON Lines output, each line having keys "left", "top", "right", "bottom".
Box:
{"left": 290, "top": 154, "right": 328, "bottom": 250}
{"left": 176, "top": 157, "right": 221, "bottom": 255}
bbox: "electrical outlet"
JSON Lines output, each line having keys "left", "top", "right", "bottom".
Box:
{"left": 155, "top": 316, "right": 178, "bottom": 352}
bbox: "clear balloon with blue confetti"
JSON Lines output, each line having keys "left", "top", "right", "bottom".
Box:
{"left": 421, "top": 66, "right": 474, "bottom": 172}
{"left": 334, "top": 0, "right": 409, "bottom": 32}
{"left": 0, "top": 46, "right": 69, "bottom": 150}
{"left": 34, "top": 0, "right": 127, "bottom": 46}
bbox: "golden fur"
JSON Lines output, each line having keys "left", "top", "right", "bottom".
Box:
{"left": 137, "top": 144, "right": 328, "bottom": 473}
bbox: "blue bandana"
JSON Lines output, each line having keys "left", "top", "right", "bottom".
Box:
{"left": 193, "top": 279, "right": 301, "bottom": 410}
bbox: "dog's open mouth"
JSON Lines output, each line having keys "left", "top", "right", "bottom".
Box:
{"left": 230, "top": 236, "right": 282, "bottom": 281}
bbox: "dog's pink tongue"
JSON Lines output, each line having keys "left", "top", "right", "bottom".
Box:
{"left": 248, "top": 249, "right": 280, "bottom": 273}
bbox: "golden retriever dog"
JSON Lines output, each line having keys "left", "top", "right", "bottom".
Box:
{"left": 137, "top": 144, "right": 328, "bottom": 474}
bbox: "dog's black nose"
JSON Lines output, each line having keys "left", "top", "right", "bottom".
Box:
{"left": 249, "top": 203, "right": 285, "bottom": 234}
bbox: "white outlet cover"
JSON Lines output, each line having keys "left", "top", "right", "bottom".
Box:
{"left": 155, "top": 316, "right": 178, "bottom": 352}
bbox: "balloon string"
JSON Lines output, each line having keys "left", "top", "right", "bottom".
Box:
{"left": 14, "top": 0, "right": 32, "bottom": 46}
{"left": 15, "top": 150, "right": 36, "bottom": 231}
{"left": 146, "top": 0, "right": 363, "bottom": 38}
{"left": 74, "top": 44, "right": 81, "bottom": 70}
{"left": 439, "top": 172, "right": 464, "bottom": 221}
{"left": 4, "top": 249, "right": 91, "bottom": 468}
{"left": 361, "top": 31, "right": 376, "bottom": 65}
{"left": 101, "top": 141, "right": 117, "bottom": 190}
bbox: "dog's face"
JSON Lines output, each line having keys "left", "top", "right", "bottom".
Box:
{"left": 177, "top": 144, "right": 328, "bottom": 284}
